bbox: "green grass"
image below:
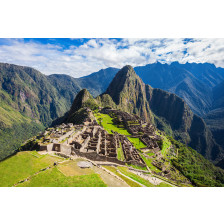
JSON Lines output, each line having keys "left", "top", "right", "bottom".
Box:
{"left": 18, "top": 167, "right": 106, "bottom": 187}
{"left": 117, "top": 142, "right": 125, "bottom": 161}
{"left": 95, "top": 113, "right": 147, "bottom": 151}
{"left": 118, "top": 167, "right": 155, "bottom": 187}
{"left": 127, "top": 137, "right": 147, "bottom": 150}
{"left": 140, "top": 154, "right": 161, "bottom": 173}
{"left": 160, "top": 135, "right": 172, "bottom": 156}
{"left": 157, "top": 182, "right": 173, "bottom": 187}
{"left": 103, "top": 166, "right": 142, "bottom": 187}
{"left": 127, "top": 163, "right": 148, "bottom": 171}
{"left": 0, "top": 151, "right": 107, "bottom": 187}
{"left": 0, "top": 151, "right": 64, "bottom": 187}
{"left": 146, "top": 152, "right": 155, "bottom": 157}
{"left": 94, "top": 113, "right": 130, "bottom": 135}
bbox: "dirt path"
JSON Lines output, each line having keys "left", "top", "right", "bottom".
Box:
{"left": 116, "top": 170, "right": 146, "bottom": 187}
{"left": 92, "top": 166, "right": 129, "bottom": 187}
{"left": 128, "top": 169, "right": 163, "bottom": 185}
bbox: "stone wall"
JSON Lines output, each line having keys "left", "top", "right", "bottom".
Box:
{"left": 39, "top": 143, "right": 53, "bottom": 152}
{"left": 60, "top": 144, "right": 72, "bottom": 155}
{"left": 73, "top": 150, "right": 126, "bottom": 166}
{"left": 80, "top": 135, "right": 90, "bottom": 152}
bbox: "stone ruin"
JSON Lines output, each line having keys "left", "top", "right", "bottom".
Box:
{"left": 37, "top": 117, "right": 146, "bottom": 167}
{"left": 37, "top": 108, "right": 165, "bottom": 169}
{"left": 101, "top": 108, "right": 162, "bottom": 154}
{"left": 119, "top": 135, "right": 145, "bottom": 166}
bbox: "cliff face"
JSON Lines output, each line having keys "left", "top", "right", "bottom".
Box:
{"left": 104, "top": 65, "right": 152, "bottom": 121}
{"left": 101, "top": 65, "right": 223, "bottom": 162}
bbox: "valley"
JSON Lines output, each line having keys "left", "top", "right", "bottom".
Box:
{"left": 1, "top": 62, "right": 224, "bottom": 187}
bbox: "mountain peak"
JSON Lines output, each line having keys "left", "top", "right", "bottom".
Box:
{"left": 104, "top": 65, "right": 143, "bottom": 105}
{"left": 68, "top": 88, "right": 92, "bottom": 114}
{"left": 119, "top": 65, "right": 136, "bottom": 77}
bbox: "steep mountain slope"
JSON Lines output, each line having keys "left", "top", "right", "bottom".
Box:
{"left": 0, "top": 63, "right": 81, "bottom": 160}
{"left": 204, "top": 80, "right": 224, "bottom": 148}
{"left": 0, "top": 88, "right": 44, "bottom": 159}
{"left": 134, "top": 62, "right": 224, "bottom": 116}
{"left": 180, "top": 62, "right": 224, "bottom": 87}
{"left": 100, "top": 65, "right": 223, "bottom": 162}
{"left": 212, "top": 80, "right": 224, "bottom": 109}
{"left": 47, "top": 74, "right": 81, "bottom": 106}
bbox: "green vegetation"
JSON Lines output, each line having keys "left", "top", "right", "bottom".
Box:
{"left": 18, "top": 167, "right": 106, "bottom": 187}
{"left": 94, "top": 112, "right": 147, "bottom": 152}
{"left": 83, "top": 99, "right": 99, "bottom": 111}
{"left": 117, "top": 142, "right": 125, "bottom": 161}
{"left": 140, "top": 154, "right": 161, "bottom": 172}
{"left": 0, "top": 151, "right": 107, "bottom": 187}
{"left": 0, "top": 89, "right": 45, "bottom": 160}
{"left": 118, "top": 167, "right": 155, "bottom": 187}
{"left": 0, "top": 151, "right": 63, "bottom": 187}
{"left": 67, "top": 108, "right": 89, "bottom": 124}
{"left": 157, "top": 182, "right": 173, "bottom": 187}
{"left": 103, "top": 166, "right": 142, "bottom": 187}
{"left": 127, "top": 137, "right": 147, "bottom": 150}
{"left": 170, "top": 137, "right": 224, "bottom": 187}
{"left": 157, "top": 134, "right": 172, "bottom": 156}
{"left": 146, "top": 152, "right": 155, "bottom": 157}
{"left": 0, "top": 121, "right": 44, "bottom": 161}
{"left": 127, "top": 163, "right": 148, "bottom": 171}
{"left": 94, "top": 113, "right": 130, "bottom": 135}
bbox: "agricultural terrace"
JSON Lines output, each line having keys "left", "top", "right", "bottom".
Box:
{"left": 94, "top": 112, "right": 146, "bottom": 150}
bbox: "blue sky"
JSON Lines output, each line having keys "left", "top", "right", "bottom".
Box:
{"left": 0, "top": 38, "right": 224, "bottom": 77}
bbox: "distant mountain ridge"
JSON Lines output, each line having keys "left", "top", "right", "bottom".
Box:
{"left": 45, "top": 62, "right": 224, "bottom": 117}
{"left": 134, "top": 62, "right": 224, "bottom": 116}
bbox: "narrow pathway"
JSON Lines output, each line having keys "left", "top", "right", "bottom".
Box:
{"left": 116, "top": 170, "right": 146, "bottom": 187}
{"left": 92, "top": 166, "right": 129, "bottom": 187}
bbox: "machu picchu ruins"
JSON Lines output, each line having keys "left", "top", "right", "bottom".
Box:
{"left": 37, "top": 108, "right": 155, "bottom": 168}
{"left": 24, "top": 105, "right": 191, "bottom": 187}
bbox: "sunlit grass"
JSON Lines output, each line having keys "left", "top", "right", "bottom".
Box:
{"left": 0, "top": 151, "right": 64, "bottom": 187}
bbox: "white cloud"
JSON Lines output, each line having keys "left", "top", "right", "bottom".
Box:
{"left": 1, "top": 38, "right": 224, "bottom": 77}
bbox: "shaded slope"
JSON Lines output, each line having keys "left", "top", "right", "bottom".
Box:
{"left": 0, "top": 63, "right": 81, "bottom": 160}
{"left": 134, "top": 62, "right": 224, "bottom": 116}
{"left": 204, "top": 81, "right": 224, "bottom": 150}
{"left": 47, "top": 74, "right": 81, "bottom": 106}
